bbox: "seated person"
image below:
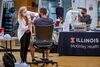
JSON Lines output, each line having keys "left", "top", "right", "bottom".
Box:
{"left": 30, "top": 8, "right": 54, "bottom": 62}
{"left": 80, "top": 8, "right": 92, "bottom": 30}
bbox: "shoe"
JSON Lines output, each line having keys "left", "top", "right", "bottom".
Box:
{"left": 23, "top": 62, "right": 27, "bottom": 65}
{"left": 22, "top": 62, "right": 30, "bottom": 67}
{"left": 45, "top": 58, "right": 49, "bottom": 61}
{"left": 44, "top": 58, "right": 53, "bottom": 63}
{"left": 32, "top": 59, "right": 42, "bottom": 64}
{"left": 32, "top": 59, "right": 38, "bottom": 63}
{"left": 15, "top": 61, "right": 30, "bottom": 67}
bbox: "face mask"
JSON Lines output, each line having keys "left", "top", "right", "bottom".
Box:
{"left": 23, "top": 12, "right": 28, "bottom": 16}
{"left": 81, "top": 12, "right": 84, "bottom": 15}
{"left": 58, "top": 4, "right": 61, "bottom": 7}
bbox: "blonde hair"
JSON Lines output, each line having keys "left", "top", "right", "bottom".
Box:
{"left": 18, "top": 6, "right": 27, "bottom": 19}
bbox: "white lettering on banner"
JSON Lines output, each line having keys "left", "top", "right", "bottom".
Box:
{"left": 71, "top": 44, "right": 86, "bottom": 49}
{"left": 71, "top": 44, "right": 100, "bottom": 49}
{"left": 75, "top": 38, "right": 99, "bottom": 43}
{"left": 87, "top": 45, "right": 99, "bottom": 49}
{"left": 70, "top": 37, "right": 100, "bottom": 49}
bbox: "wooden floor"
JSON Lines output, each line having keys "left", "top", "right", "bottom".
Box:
{"left": 0, "top": 52, "right": 100, "bottom": 67}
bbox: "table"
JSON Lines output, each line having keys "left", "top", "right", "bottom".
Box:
{"left": 58, "top": 31, "right": 100, "bottom": 56}
{"left": 0, "top": 37, "right": 18, "bottom": 53}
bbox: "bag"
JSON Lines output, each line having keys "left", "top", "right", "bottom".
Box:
{"left": 3, "top": 53, "right": 16, "bottom": 67}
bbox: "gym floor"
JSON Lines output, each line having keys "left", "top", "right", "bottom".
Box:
{"left": 0, "top": 52, "right": 100, "bottom": 67}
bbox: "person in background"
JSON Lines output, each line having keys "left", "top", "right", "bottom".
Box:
{"left": 63, "top": 8, "right": 73, "bottom": 31}
{"left": 80, "top": 8, "right": 92, "bottom": 30}
{"left": 63, "top": 7, "right": 81, "bottom": 31}
{"left": 30, "top": 8, "right": 54, "bottom": 62}
{"left": 18, "top": 6, "right": 32, "bottom": 63}
{"left": 56, "top": 2, "right": 64, "bottom": 21}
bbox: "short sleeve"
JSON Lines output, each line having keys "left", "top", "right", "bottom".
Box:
{"left": 34, "top": 19, "right": 37, "bottom": 25}
{"left": 18, "top": 19, "right": 28, "bottom": 31}
{"left": 51, "top": 19, "right": 54, "bottom": 24}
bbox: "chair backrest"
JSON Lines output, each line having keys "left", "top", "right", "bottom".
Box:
{"left": 35, "top": 25, "right": 54, "bottom": 41}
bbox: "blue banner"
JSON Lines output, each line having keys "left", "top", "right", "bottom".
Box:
{"left": 58, "top": 32, "right": 100, "bottom": 56}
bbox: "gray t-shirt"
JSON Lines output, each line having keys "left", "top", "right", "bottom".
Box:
{"left": 34, "top": 18, "right": 53, "bottom": 26}
{"left": 81, "top": 15, "right": 92, "bottom": 24}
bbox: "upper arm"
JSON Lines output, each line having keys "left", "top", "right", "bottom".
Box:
{"left": 28, "top": 11, "right": 38, "bottom": 16}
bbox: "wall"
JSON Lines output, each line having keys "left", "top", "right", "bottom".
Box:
{"left": 72, "top": 0, "right": 86, "bottom": 10}
{"left": 0, "top": 0, "right": 3, "bottom": 28}
{"left": 62, "top": 0, "right": 72, "bottom": 21}
{"left": 15, "top": 0, "right": 38, "bottom": 12}
{"left": 86, "top": 0, "right": 98, "bottom": 28}
{"left": 48, "top": 0, "right": 59, "bottom": 22}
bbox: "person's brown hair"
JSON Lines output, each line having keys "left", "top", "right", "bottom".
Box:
{"left": 40, "top": 8, "right": 47, "bottom": 15}
{"left": 82, "top": 8, "right": 87, "bottom": 12}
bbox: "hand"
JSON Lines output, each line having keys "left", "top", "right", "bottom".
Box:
{"left": 26, "top": 28, "right": 30, "bottom": 33}
{"left": 60, "top": 17, "right": 62, "bottom": 20}
{"left": 32, "top": 16, "right": 38, "bottom": 24}
{"left": 33, "top": 16, "right": 38, "bottom": 20}
{"left": 78, "top": 14, "right": 82, "bottom": 22}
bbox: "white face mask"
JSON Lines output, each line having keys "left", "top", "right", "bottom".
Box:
{"left": 58, "top": 4, "right": 62, "bottom": 7}
{"left": 23, "top": 11, "right": 30, "bottom": 16}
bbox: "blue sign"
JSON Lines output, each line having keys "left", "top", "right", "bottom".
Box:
{"left": 58, "top": 32, "right": 100, "bottom": 56}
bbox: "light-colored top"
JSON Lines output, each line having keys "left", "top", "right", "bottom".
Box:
{"left": 24, "top": 11, "right": 38, "bottom": 17}
{"left": 63, "top": 10, "right": 79, "bottom": 31}
{"left": 17, "top": 18, "right": 32, "bottom": 41}
{"left": 17, "top": 11, "right": 39, "bottom": 41}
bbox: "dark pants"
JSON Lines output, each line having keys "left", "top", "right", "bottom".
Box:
{"left": 20, "top": 32, "right": 31, "bottom": 62}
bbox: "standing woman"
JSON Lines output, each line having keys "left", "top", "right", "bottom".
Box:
{"left": 18, "top": 6, "right": 32, "bottom": 62}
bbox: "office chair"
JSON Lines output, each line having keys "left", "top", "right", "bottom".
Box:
{"left": 31, "top": 25, "right": 58, "bottom": 67}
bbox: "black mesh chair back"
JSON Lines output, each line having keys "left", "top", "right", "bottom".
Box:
{"left": 35, "top": 25, "right": 53, "bottom": 41}
{"left": 30, "top": 25, "right": 58, "bottom": 66}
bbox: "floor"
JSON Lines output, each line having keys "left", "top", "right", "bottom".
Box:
{"left": 0, "top": 39, "right": 100, "bottom": 67}
{"left": 0, "top": 52, "right": 100, "bottom": 67}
